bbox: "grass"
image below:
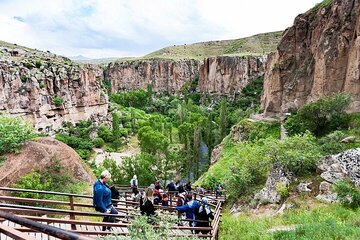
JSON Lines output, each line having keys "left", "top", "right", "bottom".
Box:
{"left": 311, "top": 0, "right": 334, "bottom": 13}
{"left": 220, "top": 203, "right": 360, "bottom": 240}
{"left": 116, "top": 31, "right": 282, "bottom": 62}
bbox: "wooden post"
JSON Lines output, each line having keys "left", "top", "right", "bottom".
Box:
{"left": 69, "top": 196, "right": 76, "bottom": 230}
{"left": 170, "top": 193, "right": 172, "bottom": 207}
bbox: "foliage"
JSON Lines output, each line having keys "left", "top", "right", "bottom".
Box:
{"left": 13, "top": 158, "right": 87, "bottom": 201}
{"left": 312, "top": 0, "right": 334, "bottom": 12}
{"left": 233, "top": 76, "right": 264, "bottom": 110}
{"left": 264, "top": 132, "right": 322, "bottom": 176}
{"left": 284, "top": 93, "right": 352, "bottom": 137}
{"left": 35, "top": 60, "right": 42, "bottom": 68}
{"left": 112, "top": 112, "right": 122, "bottom": 149}
{"left": 220, "top": 204, "right": 360, "bottom": 240}
{"left": 52, "top": 96, "right": 64, "bottom": 107}
{"left": 137, "top": 126, "right": 169, "bottom": 155}
{"left": 92, "top": 137, "right": 105, "bottom": 148}
{"left": 93, "top": 158, "right": 123, "bottom": 184}
{"left": 275, "top": 182, "right": 289, "bottom": 199}
{"left": 333, "top": 180, "right": 360, "bottom": 209}
{"left": 98, "top": 124, "right": 114, "bottom": 143}
{"left": 110, "top": 89, "right": 150, "bottom": 109}
{"left": 0, "top": 115, "right": 35, "bottom": 154}
{"left": 318, "top": 131, "right": 347, "bottom": 155}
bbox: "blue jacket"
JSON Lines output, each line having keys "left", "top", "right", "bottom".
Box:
{"left": 176, "top": 200, "right": 199, "bottom": 220}
{"left": 93, "top": 179, "right": 112, "bottom": 213}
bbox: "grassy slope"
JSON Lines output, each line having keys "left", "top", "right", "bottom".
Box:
{"left": 116, "top": 31, "right": 282, "bottom": 62}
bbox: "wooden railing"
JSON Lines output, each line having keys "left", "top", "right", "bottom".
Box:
{"left": 0, "top": 186, "right": 224, "bottom": 239}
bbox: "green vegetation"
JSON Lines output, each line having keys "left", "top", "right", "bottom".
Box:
{"left": 13, "top": 158, "right": 87, "bottom": 201}
{"left": 220, "top": 204, "right": 360, "bottom": 240}
{"left": 311, "top": 0, "right": 334, "bottom": 13}
{"left": 0, "top": 115, "right": 35, "bottom": 154}
{"left": 35, "top": 60, "right": 42, "bottom": 68}
{"left": 333, "top": 180, "right": 360, "bottom": 209}
{"left": 285, "top": 93, "right": 352, "bottom": 137}
{"left": 52, "top": 96, "right": 64, "bottom": 107}
{"left": 116, "top": 31, "right": 282, "bottom": 62}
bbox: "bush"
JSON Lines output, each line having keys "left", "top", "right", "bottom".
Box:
{"left": 92, "top": 138, "right": 105, "bottom": 148}
{"left": 333, "top": 180, "right": 360, "bottom": 209}
{"left": 0, "top": 115, "right": 35, "bottom": 154}
{"left": 285, "top": 93, "right": 352, "bottom": 137}
{"left": 264, "top": 132, "right": 322, "bottom": 175}
{"left": 35, "top": 60, "right": 42, "bottom": 68}
{"left": 276, "top": 182, "right": 290, "bottom": 199}
{"left": 52, "top": 96, "right": 64, "bottom": 107}
{"left": 318, "top": 131, "right": 347, "bottom": 155}
{"left": 98, "top": 125, "right": 114, "bottom": 143}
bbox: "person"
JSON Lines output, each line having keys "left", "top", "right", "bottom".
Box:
{"left": 110, "top": 186, "right": 120, "bottom": 207}
{"left": 131, "top": 187, "right": 142, "bottom": 204}
{"left": 177, "top": 184, "right": 185, "bottom": 193}
{"left": 176, "top": 192, "right": 187, "bottom": 226}
{"left": 153, "top": 187, "right": 162, "bottom": 205}
{"left": 175, "top": 193, "right": 199, "bottom": 228}
{"left": 130, "top": 175, "right": 138, "bottom": 193}
{"left": 161, "top": 193, "right": 169, "bottom": 206}
{"left": 93, "top": 170, "right": 118, "bottom": 231}
{"left": 196, "top": 186, "right": 205, "bottom": 195}
{"left": 185, "top": 182, "right": 192, "bottom": 193}
{"left": 166, "top": 179, "right": 176, "bottom": 192}
{"left": 195, "top": 197, "right": 214, "bottom": 234}
{"left": 154, "top": 180, "right": 162, "bottom": 190}
{"left": 140, "top": 187, "right": 156, "bottom": 219}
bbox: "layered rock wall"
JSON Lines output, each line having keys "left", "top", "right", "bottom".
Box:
{"left": 262, "top": 0, "right": 360, "bottom": 115}
{"left": 0, "top": 47, "right": 108, "bottom": 132}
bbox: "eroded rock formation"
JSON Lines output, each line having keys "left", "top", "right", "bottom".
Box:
{"left": 0, "top": 46, "right": 108, "bottom": 132}
{"left": 262, "top": 0, "right": 360, "bottom": 115}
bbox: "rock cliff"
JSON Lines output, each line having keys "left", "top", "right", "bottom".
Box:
{"left": 105, "top": 59, "right": 200, "bottom": 94}
{"left": 262, "top": 0, "right": 360, "bottom": 115}
{"left": 0, "top": 44, "right": 108, "bottom": 132}
{"left": 106, "top": 56, "right": 266, "bottom": 96}
{"left": 199, "top": 56, "right": 266, "bottom": 96}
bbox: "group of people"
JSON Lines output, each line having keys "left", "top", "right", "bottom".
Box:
{"left": 93, "top": 171, "right": 214, "bottom": 234}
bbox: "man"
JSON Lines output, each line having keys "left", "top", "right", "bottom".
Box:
{"left": 175, "top": 193, "right": 199, "bottom": 228}
{"left": 166, "top": 179, "right": 176, "bottom": 192}
{"left": 93, "top": 170, "right": 118, "bottom": 231}
{"left": 130, "top": 175, "right": 138, "bottom": 193}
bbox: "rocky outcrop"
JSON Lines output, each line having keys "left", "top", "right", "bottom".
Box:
{"left": 262, "top": 0, "right": 360, "bottom": 115}
{"left": 105, "top": 59, "right": 200, "bottom": 94}
{"left": 0, "top": 46, "right": 108, "bottom": 132}
{"left": 199, "top": 56, "right": 266, "bottom": 96}
{"left": 0, "top": 137, "right": 95, "bottom": 186}
{"left": 106, "top": 56, "right": 266, "bottom": 96}
{"left": 255, "top": 164, "right": 295, "bottom": 204}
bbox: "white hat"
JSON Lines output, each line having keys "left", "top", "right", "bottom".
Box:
{"left": 100, "top": 169, "right": 111, "bottom": 179}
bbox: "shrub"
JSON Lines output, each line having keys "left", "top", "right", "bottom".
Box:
{"left": 318, "top": 131, "right": 347, "bottom": 155}
{"left": 52, "top": 96, "right": 64, "bottom": 107}
{"left": 276, "top": 182, "right": 290, "bottom": 199}
{"left": 20, "top": 75, "right": 28, "bottom": 83}
{"left": 333, "top": 180, "right": 360, "bottom": 209}
{"left": 92, "top": 138, "right": 105, "bottom": 148}
{"left": 35, "top": 60, "right": 42, "bottom": 68}
{"left": 0, "top": 115, "right": 35, "bottom": 154}
{"left": 98, "top": 125, "right": 114, "bottom": 143}
{"left": 285, "top": 93, "right": 352, "bottom": 137}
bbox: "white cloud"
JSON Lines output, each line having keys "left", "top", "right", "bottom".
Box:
{"left": 0, "top": 0, "right": 322, "bottom": 58}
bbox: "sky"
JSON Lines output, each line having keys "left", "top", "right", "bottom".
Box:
{"left": 0, "top": 0, "right": 321, "bottom": 59}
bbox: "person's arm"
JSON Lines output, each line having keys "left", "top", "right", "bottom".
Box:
{"left": 94, "top": 185, "right": 106, "bottom": 213}
{"left": 176, "top": 203, "right": 190, "bottom": 212}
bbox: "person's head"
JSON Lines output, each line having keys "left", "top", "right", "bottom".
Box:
{"left": 163, "top": 193, "right": 168, "bottom": 198}
{"left": 133, "top": 175, "right": 137, "bottom": 180}
{"left": 186, "top": 193, "right": 192, "bottom": 201}
{"left": 171, "top": 179, "right": 175, "bottom": 183}
{"left": 149, "top": 183, "right": 155, "bottom": 190}
{"left": 100, "top": 170, "right": 111, "bottom": 182}
{"left": 145, "top": 187, "right": 153, "bottom": 199}
{"left": 201, "top": 197, "right": 208, "bottom": 205}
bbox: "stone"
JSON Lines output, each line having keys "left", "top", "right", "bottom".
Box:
{"left": 316, "top": 181, "right": 337, "bottom": 203}
{"left": 320, "top": 171, "right": 345, "bottom": 183}
{"left": 340, "top": 136, "right": 356, "bottom": 143}
{"left": 255, "top": 164, "right": 295, "bottom": 204}
{"left": 210, "top": 143, "right": 224, "bottom": 164}
{"left": 262, "top": 0, "right": 360, "bottom": 115}
{"left": 297, "top": 182, "right": 312, "bottom": 193}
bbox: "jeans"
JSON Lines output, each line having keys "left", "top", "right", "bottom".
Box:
{"left": 102, "top": 206, "right": 118, "bottom": 231}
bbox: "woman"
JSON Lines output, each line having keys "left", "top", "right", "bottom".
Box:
{"left": 195, "top": 197, "right": 214, "bottom": 234}
{"left": 140, "top": 187, "right": 156, "bottom": 217}
{"left": 93, "top": 170, "right": 118, "bottom": 231}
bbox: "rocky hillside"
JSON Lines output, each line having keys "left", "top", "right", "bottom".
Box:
{"left": 0, "top": 41, "right": 108, "bottom": 132}
{"left": 262, "top": 0, "right": 360, "bottom": 115}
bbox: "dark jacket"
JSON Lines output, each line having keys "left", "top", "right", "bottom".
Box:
{"left": 140, "top": 197, "right": 155, "bottom": 216}
{"left": 93, "top": 179, "right": 112, "bottom": 213}
{"left": 176, "top": 200, "right": 199, "bottom": 220}
{"left": 166, "top": 182, "right": 176, "bottom": 192}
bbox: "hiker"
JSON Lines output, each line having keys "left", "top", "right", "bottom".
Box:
{"left": 154, "top": 180, "right": 162, "bottom": 190}
{"left": 131, "top": 187, "right": 142, "bottom": 204}
{"left": 177, "top": 183, "right": 185, "bottom": 193}
{"left": 195, "top": 197, "right": 214, "bottom": 234}
{"left": 166, "top": 179, "right": 177, "bottom": 192}
{"left": 176, "top": 192, "right": 187, "bottom": 225}
{"left": 161, "top": 193, "right": 169, "bottom": 206}
{"left": 196, "top": 186, "right": 205, "bottom": 195}
{"left": 185, "top": 182, "right": 192, "bottom": 193}
{"left": 93, "top": 170, "right": 118, "bottom": 231}
{"left": 175, "top": 193, "right": 199, "bottom": 228}
{"left": 110, "top": 186, "right": 120, "bottom": 207}
{"left": 140, "top": 187, "right": 156, "bottom": 218}
{"left": 153, "top": 187, "right": 162, "bottom": 205}
{"left": 130, "top": 175, "right": 138, "bottom": 193}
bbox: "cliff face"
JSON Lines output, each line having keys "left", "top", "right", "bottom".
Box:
{"left": 199, "top": 56, "right": 266, "bottom": 96}
{"left": 106, "top": 59, "right": 200, "bottom": 94}
{"left": 262, "top": 0, "right": 360, "bottom": 115}
{"left": 106, "top": 56, "right": 266, "bottom": 96}
{"left": 0, "top": 46, "right": 108, "bottom": 132}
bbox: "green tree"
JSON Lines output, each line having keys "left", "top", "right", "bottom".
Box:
{"left": 137, "top": 126, "right": 169, "bottom": 155}
{"left": 219, "top": 98, "right": 229, "bottom": 140}
{"left": 112, "top": 112, "right": 122, "bottom": 149}
{"left": 0, "top": 115, "right": 35, "bottom": 154}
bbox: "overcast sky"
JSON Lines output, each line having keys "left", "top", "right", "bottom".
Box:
{"left": 0, "top": 0, "right": 321, "bottom": 59}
